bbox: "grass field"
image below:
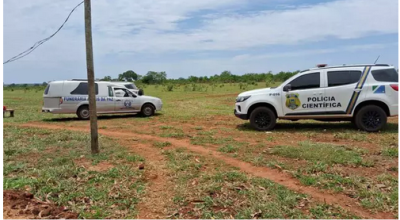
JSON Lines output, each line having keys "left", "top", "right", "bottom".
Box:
{"left": 3, "top": 83, "right": 398, "bottom": 219}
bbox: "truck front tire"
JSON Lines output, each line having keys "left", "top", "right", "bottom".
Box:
{"left": 249, "top": 107, "right": 276, "bottom": 131}
{"left": 354, "top": 105, "right": 387, "bottom": 132}
{"left": 140, "top": 104, "right": 155, "bottom": 117}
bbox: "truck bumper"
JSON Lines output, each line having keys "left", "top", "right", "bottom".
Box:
{"left": 389, "top": 104, "right": 398, "bottom": 116}
{"left": 234, "top": 109, "right": 248, "bottom": 120}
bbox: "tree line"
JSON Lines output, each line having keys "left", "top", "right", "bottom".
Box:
{"left": 100, "top": 70, "right": 300, "bottom": 84}
{"left": 4, "top": 70, "right": 300, "bottom": 88}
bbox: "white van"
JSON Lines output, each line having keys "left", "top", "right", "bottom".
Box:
{"left": 42, "top": 81, "right": 162, "bottom": 119}
{"left": 71, "top": 79, "right": 140, "bottom": 94}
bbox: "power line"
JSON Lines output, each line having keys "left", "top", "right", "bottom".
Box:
{"left": 3, "top": 1, "right": 84, "bottom": 64}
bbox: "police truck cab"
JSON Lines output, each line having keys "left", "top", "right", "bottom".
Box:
{"left": 234, "top": 64, "right": 398, "bottom": 132}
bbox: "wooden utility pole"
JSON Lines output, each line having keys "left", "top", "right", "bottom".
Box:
{"left": 84, "top": 0, "right": 99, "bottom": 154}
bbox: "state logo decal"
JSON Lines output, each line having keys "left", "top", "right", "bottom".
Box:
{"left": 286, "top": 93, "right": 301, "bottom": 110}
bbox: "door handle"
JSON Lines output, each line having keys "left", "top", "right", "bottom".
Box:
{"left": 313, "top": 92, "right": 323, "bottom": 95}
{"left": 116, "top": 99, "right": 121, "bottom": 101}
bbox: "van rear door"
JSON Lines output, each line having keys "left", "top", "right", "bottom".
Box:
{"left": 43, "top": 84, "right": 61, "bottom": 109}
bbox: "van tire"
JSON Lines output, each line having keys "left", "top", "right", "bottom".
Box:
{"left": 140, "top": 104, "right": 155, "bottom": 117}
{"left": 77, "top": 105, "right": 90, "bottom": 120}
{"left": 249, "top": 107, "right": 276, "bottom": 131}
{"left": 354, "top": 105, "right": 387, "bottom": 132}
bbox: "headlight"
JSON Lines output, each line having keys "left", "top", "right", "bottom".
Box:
{"left": 236, "top": 95, "right": 251, "bottom": 102}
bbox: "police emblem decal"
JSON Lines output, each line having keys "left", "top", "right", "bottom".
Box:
{"left": 285, "top": 93, "right": 301, "bottom": 110}
{"left": 124, "top": 100, "right": 132, "bottom": 108}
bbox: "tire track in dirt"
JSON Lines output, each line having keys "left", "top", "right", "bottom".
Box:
{"left": 118, "top": 141, "right": 174, "bottom": 219}
{"left": 18, "top": 123, "right": 394, "bottom": 219}
{"left": 13, "top": 123, "right": 173, "bottom": 219}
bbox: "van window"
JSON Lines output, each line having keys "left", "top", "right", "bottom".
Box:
{"left": 44, "top": 84, "right": 50, "bottom": 95}
{"left": 288, "top": 72, "right": 320, "bottom": 90}
{"left": 108, "top": 87, "right": 114, "bottom": 97}
{"left": 70, "top": 83, "right": 99, "bottom": 95}
{"left": 371, "top": 69, "right": 398, "bottom": 82}
{"left": 328, "top": 70, "right": 362, "bottom": 87}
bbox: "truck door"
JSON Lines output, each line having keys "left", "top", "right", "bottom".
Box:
{"left": 323, "top": 68, "right": 363, "bottom": 115}
{"left": 113, "top": 88, "right": 140, "bottom": 112}
{"left": 281, "top": 72, "right": 325, "bottom": 116}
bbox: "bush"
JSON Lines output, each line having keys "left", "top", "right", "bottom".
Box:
{"left": 167, "top": 84, "right": 174, "bottom": 92}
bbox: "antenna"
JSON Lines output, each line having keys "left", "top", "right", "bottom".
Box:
{"left": 374, "top": 55, "right": 380, "bottom": 64}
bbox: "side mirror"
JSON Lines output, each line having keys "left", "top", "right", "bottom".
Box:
{"left": 283, "top": 84, "right": 291, "bottom": 92}
{"left": 138, "top": 89, "right": 144, "bottom": 96}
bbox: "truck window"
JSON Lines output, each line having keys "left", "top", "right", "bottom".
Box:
{"left": 328, "top": 70, "right": 362, "bottom": 87}
{"left": 371, "top": 69, "right": 398, "bottom": 82}
{"left": 108, "top": 87, "right": 114, "bottom": 97}
{"left": 124, "top": 84, "right": 138, "bottom": 90}
{"left": 44, "top": 84, "right": 50, "bottom": 95}
{"left": 114, "top": 88, "right": 134, "bottom": 97}
{"left": 288, "top": 72, "right": 320, "bottom": 90}
{"left": 70, "top": 83, "right": 99, "bottom": 95}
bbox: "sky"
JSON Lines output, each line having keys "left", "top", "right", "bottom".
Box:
{"left": 3, "top": 0, "right": 399, "bottom": 84}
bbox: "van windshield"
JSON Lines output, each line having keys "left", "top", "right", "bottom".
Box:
{"left": 44, "top": 84, "right": 50, "bottom": 95}
{"left": 124, "top": 84, "right": 138, "bottom": 90}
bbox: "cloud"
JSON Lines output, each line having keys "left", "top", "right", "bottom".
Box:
{"left": 231, "top": 43, "right": 398, "bottom": 61}
{"left": 4, "top": 0, "right": 398, "bottom": 59}
{"left": 3, "top": 0, "right": 398, "bottom": 83}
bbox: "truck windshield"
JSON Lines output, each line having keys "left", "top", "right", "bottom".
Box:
{"left": 124, "top": 84, "right": 138, "bottom": 90}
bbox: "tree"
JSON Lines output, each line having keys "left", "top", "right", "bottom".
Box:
{"left": 118, "top": 70, "right": 139, "bottom": 81}
{"left": 142, "top": 71, "right": 167, "bottom": 84}
{"left": 100, "top": 76, "right": 112, "bottom": 81}
{"left": 42, "top": 82, "right": 48, "bottom": 86}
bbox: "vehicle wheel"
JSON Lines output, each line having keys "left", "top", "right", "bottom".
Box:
{"left": 77, "top": 105, "right": 90, "bottom": 120}
{"left": 140, "top": 104, "right": 155, "bottom": 117}
{"left": 355, "top": 105, "right": 387, "bottom": 132}
{"left": 249, "top": 107, "right": 276, "bottom": 131}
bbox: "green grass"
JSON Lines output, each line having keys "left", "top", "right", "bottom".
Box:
{"left": 333, "top": 132, "right": 368, "bottom": 142}
{"left": 153, "top": 141, "right": 172, "bottom": 148}
{"left": 162, "top": 148, "right": 358, "bottom": 219}
{"left": 270, "top": 142, "right": 371, "bottom": 166}
{"left": 381, "top": 147, "right": 398, "bottom": 157}
{"left": 4, "top": 84, "right": 399, "bottom": 218}
{"left": 292, "top": 166, "right": 398, "bottom": 212}
{"left": 4, "top": 126, "right": 146, "bottom": 219}
{"left": 218, "top": 144, "right": 239, "bottom": 153}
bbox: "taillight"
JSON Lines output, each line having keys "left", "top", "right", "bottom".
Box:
{"left": 390, "top": 84, "right": 398, "bottom": 91}
{"left": 59, "top": 98, "right": 63, "bottom": 104}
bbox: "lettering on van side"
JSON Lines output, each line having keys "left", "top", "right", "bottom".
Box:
{"left": 63, "top": 97, "right": 113, "bottom": 102}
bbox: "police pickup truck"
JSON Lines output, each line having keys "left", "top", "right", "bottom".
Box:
{"left": 234, "top": 64, "right": 398, "bottom": 132}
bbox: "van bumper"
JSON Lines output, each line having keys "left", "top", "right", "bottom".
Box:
{"left": 42, "top": 108, "right": 64, "bottom": 114}
{"left": 234, "top": 109, "right": 248, "bottom": 120}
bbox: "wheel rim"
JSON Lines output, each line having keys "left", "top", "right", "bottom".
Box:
{"left": 254, "top": 112, "right": 271, "bottom": 128}
{"left": 81, "top": 109, "right": 89, "bottom": 118}
{"left": 144, "top": 107, "right": 152, "bottom": 116}
{"left": 361, "top": 110, "right": 382, "bottom": 130}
